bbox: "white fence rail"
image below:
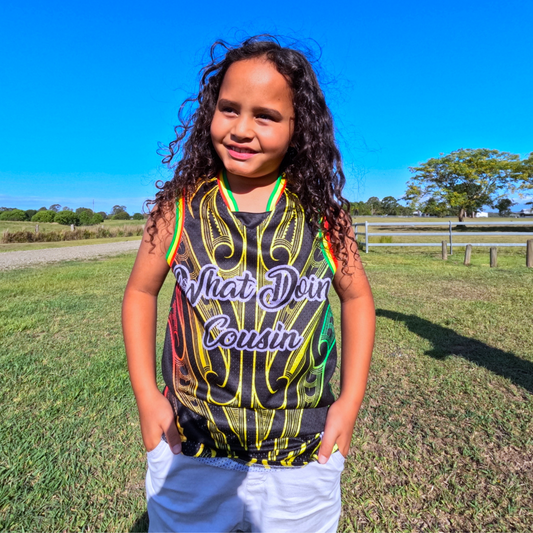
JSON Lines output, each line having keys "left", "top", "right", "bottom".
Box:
{"left": 354, "top": 220, "right": 533, "bottom": 254}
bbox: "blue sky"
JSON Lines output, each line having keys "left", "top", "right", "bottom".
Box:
{"left": 1, "top": 0, "right": 532, "bottom": 213}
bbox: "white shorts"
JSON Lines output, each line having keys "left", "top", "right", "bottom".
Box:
{"left": 146, "top": 439, "right": 345, "bottom": 533}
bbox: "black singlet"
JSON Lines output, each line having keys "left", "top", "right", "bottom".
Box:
{"left": 162, "top": 172, "right": 338, "bottom": 466}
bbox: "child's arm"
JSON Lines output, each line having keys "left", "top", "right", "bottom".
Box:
{"left": 318, "top": 223, "right": 375, "bottom": 463}
{"left": 122, "top": 209, "right": 182, "bottom": 454}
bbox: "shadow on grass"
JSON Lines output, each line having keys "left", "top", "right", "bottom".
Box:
{"left": 376, "top": 308, "right": 533, "bottom": 394}
{"left": 130, "top": 512, "right": 148, "bottom": 532}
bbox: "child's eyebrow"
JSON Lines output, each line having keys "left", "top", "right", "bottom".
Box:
{"left": 218, "top": 99, "right": 238, "bottom": 109}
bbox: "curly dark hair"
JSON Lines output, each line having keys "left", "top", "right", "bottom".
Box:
{"left": 147, "top": 35, "right": 355, "bottom": 270}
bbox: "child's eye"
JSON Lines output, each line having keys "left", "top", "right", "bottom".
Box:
{"left": 222, "top": 107, "right": 237, "bottom": 115}
{"left": 256, "top": 114, "right": 274, "bottom": 121}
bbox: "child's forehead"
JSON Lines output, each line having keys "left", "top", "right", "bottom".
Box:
{"left": 219, "top": 58, "right": 292, "bottom": 100}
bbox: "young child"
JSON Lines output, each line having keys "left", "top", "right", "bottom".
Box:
{"left": 123, "top": 36, "right": 375, "bottom": 533}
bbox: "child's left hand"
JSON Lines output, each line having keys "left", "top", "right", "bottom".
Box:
{"left": 318, "top": 397, "right": 358, "bottom": 463}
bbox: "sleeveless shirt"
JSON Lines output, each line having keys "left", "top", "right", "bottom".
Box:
{"left": 162, "top": 171, "right": 338, "bottom": 467}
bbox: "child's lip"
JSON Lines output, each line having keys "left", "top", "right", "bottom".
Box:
{"left": 226, "top": 145, "right": 258, "bottom": 160}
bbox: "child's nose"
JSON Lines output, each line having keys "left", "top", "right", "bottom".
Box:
{"left": 231, "top": 115, "right": 254, "bottom": 141}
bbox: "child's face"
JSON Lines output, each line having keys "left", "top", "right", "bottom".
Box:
{"left": 210, "top": 58, "right": 294, "bottom": 183}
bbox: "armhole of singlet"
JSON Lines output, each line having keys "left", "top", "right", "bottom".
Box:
{"left": 319, "top": 223, "right": 338, "bottom": 276}
{"left": 165, "top": 196, "right": 185, "bottom": 267}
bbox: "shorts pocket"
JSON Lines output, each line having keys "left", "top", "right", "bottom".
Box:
{"left": 331, "top": 450, "right": 346, "bottom": 470}
{"left": 146, "top": 437, "right": 167, "bottom": 459}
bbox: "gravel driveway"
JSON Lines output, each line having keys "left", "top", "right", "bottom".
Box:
{"left": 0, "top": 240, "right": 141, "bottom": 271}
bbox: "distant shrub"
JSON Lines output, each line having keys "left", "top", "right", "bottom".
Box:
{"left": 132, "top": 213, "right": 144, "bottom": 220}
{"left": 31, "top": 210, "right": 56, "bottom": 223}
{"left": 76, "top": 208, "right": 95, "bottom": 226}
{"left": 25, "top": 209, "right": 37, "bottom": 219}
{"left": 112, "top": 211, "right": 131, "bottom": 220}
{"left": 54, "top": 211, "right": 79, "bottom": 226}
{"left": 97, "top": 211, "right": 108, "bottom": 220}
{"left": 1, "top": 225, "right": 145, "bottom": 243}
{"left": 91, "top": 213, "right": 104, "bottom": 224}
{"left": 0, "top": 209, "right": 28, "bottom": 221}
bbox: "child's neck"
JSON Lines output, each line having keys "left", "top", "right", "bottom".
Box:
{"left": 225, "top": 170, "right": 281, "bottom": 213}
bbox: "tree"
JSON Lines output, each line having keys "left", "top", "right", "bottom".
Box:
{"left": 97, "top": 211, "right": 108, "bottom": 220}
{"left": 32, "top": 210, "right": 56, "bottom": 223}
{"left": 350, "top": 201, "right": 371, "bottom": 216}
{"left": 519, "top": 152, "right": 533, "bottom": 186}
{"left": 0, "top": 209, "right": 28, "bottom": 221}
{"left": 25, "top": 209, "right": 37, "bottom": 219}
{"left": 112, "top": 211, "right": 131, "bottom": 220}
{"left": 381, "top": 196, "right": 400, "bottom": 215}
{"left": 494, "top": 198, "right": 514, "bottom": 217}
{"left": 397, "top": 204, "right": 414, "bottom": 216}
{"left": 132, "top": 212, "right": 144, "bottom": 220}
{"left": 91, "top": 213, "right": 104, "bottom": 224}
{"left": 49, "top": 204, "right": 61, "bottom": 212}
{"left": 405, "top": 149, "right": 522, "bottom": 221}
{"left": 366, "top": 197, "right": 382, "bottom": 215}
{"left": 111, "top": 205, "right": 127, "bottom": 216}
{"left": 423, "top": 197, "right": 449, "bottom": 217}
{"left": 76, "top": 207, "right": 95, "bottom": 226}
{"left": 54, "top": 210, "right": 79, "bottom": 225}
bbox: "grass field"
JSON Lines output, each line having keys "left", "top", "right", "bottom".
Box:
{"left": 353, "top": 216, "right": 533, "bottom": 249}
{"left": 2, "top": 216, "right": 531, "bottom": 252}
{"left": 0, "top": 220, "right": 144, "bottom": 250}
{"left": 1, "top": 248, "right": 532, "bottom": 531}
{"left": 0, "top": 218, "right": 144, "bottom": 234}
{"left": 0, "top": 235, "right": 142, "bottom": 253}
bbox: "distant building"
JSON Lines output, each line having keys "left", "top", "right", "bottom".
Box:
{"left": 474, "top": 211, "right": 489, "bottom": 218}
{"left": 519, "top": 209, "right": 533, "bottom": 217}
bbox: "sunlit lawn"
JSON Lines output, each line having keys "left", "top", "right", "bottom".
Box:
{"left": 1, "top": 248, "right": 531, "bottom": 531}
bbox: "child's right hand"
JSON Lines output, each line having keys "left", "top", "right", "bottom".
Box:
{"left": 137, "top": 389, "right": 182, "bottom": 455}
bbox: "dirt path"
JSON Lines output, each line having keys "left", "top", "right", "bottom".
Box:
{"left": 0, "top": 240, "right": 141, "bottom": 271}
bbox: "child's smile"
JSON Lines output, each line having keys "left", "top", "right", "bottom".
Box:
{"left": 210, "top": 57, "right": 294, "bottom": 187}
{"left": 225, "top": 145, "right": 258, "bottom": 160}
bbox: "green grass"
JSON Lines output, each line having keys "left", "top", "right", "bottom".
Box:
{"left": 0, "top": 218, "right": 144, "bottom": 234}
{"left": 337, "top": 249, "right": 533, "bottom": 532}
{"left": 356, "top": 216, "right": 533, "bottom": 249}
{"left": 0, "top": 235, "right": 142, "bottom": 253}
{"left": 0, "top": 249, "right": 532, "bottom": 531}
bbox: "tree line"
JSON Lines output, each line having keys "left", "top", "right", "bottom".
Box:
{"left": 350, "top": 196, "right": 413, "bottom": 216}
{"left": 2, "top": 149, "right": 532, "bottom": 225}
{"left": 0, "top": 205, "right": 146, "bottom": 225}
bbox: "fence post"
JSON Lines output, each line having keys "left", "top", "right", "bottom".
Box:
{"left": 490, "top": 247, "right": 497, "bottom": 268}
{"left": 70, "top": 224, "right": 75, "bottom": 231}
{"left": 449, "top": 220, "right": 453, "bottom": 255}
{"left": 527, "top": 239, "right": 533, "bottom": 268}
{"left": 365, "top": 221, "right": 369, "bottom": 253}
{"left": 35, "top": 224, "right": 39, "bottom": 234}
{"left": 441, "top": 241, "right": 448, "bottom": 260}
{"left": 464, "top": 244, "right": 472, "bottom": 265}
